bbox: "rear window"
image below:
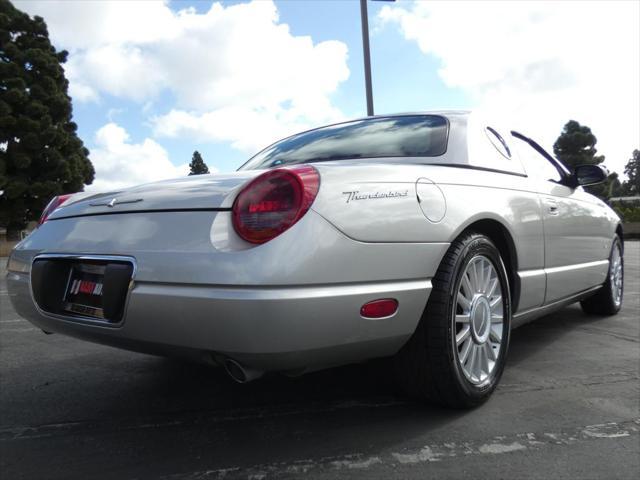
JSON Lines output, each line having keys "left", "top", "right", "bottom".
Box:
{"left": 239, "top": 115, "right": 449, "bottom": 170}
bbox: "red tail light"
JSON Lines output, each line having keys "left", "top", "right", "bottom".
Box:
{"left": 360, "top": 299, "right": 399, "bottom": 319}
{"left": 38, "top": 194, "right": 73, "bottom": 226}
{"left": 232, "top": 165, "right": 320, "bottom": 244}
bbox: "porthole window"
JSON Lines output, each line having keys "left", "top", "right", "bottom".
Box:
{"left": 485, "top": 126, "right": 512, "bottom": 159}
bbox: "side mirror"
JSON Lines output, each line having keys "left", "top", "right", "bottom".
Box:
{"left": 573, "top": 164, "right": 608, "bottom": 187}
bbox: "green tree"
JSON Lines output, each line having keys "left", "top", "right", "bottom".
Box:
{"left": 553, "top": 120, "right": 613, "bottom": 200}
{"left": 607, "top": 171, "right": 623, "bottom": 198}
{"left": 621, "top": 149, "right": 639, "bottom": 196}
{"left": 553, "top": 120, "right": 604, "bottom": 169}
{"left": 0, "top": 0, "right": 93, "bottom": 239}
{"left": 188, "top": 150, "right": 209, "bottom": 175}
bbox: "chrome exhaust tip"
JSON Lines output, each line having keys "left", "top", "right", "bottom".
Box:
{"left": 224, "top": 358, "right": 264, "bottom": 383}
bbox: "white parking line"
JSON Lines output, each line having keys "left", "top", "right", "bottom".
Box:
{"left": 161, "top": 418, "right": 640, "bottom": 479}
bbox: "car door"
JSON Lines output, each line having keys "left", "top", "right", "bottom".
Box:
{"left": 511, "top": 134, "right": 610, "bottom": 304}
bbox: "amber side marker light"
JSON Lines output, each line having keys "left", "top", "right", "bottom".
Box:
{"left": 360, "top": 299, "right": 399, "bottom": 319}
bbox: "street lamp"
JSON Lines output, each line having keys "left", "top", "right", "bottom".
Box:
{"left": 360, "top": 0, "right": 395, "bottom": 116}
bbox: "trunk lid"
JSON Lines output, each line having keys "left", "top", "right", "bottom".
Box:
{"left": 48, "top": 171, "right": 262, "bottom": 220}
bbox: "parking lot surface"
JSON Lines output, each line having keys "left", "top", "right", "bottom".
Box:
{"left": 1, "top": 243, "right": 639, "bottom": 479}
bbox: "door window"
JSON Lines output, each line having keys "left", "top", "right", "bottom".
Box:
{"left": 511, "top": 135, "right": 564, "bottom": 183}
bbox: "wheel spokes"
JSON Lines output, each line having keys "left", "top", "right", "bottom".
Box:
{"left": 482, "top": 260, "right": 492, "bottom": 293}
{"left": 486, "top": 278, "right": 499, "bottom": 298}
{"left": 461, "top": 273, "right": 474, "bottom": 299}
{"left": 468, "top": 344, "right": 477, "bottom": 378}
{"left": 490, "top": 324, "right": 502, "bottom": 343}
{"left": 456, "top": 325, "right": 471, "bottom": 346}
{"left": 457, "top": 292, "right": 471, "bottom": 311}
{"left": 486, "top": 342, "right": 497, "bottom": 361}
{"left": 490, "top": 295, "right": 502, "bottom": 311}
{"left": 610, "top": 244, "right": 623, "bottom": 305}
{"left": 480, "top": 344, "right": 490, "bottom": 375}
{"left": 459, "top": 338, "right": 472, "bottom": 364}
{"left": 454, "top": 254, "right": 506, "bottom": 385}
{"left": 470, "top": 260, "right": 481, "bottom": 292}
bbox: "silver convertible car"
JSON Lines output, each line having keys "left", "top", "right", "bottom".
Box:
{"left": 6, "top": 111, "right": 624, "bottom": 408}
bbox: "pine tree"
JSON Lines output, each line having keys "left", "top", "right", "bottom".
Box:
{"left": 188, "top": 150, "right": 209, "bottom": 175}
{"left": 0, "top": 0, "right": 94, "bottom": 239}
{"left": 553, "top": 120, "right": 604, "bottom": 169}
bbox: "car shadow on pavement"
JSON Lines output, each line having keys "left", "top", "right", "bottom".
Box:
{"left": 2, "top": 300, "right": 636, "bottom": 479}
{"left": 36, "top": 303, "right": 613, "bottom": 430}
{"left": 507, "top": 303, "right": 628, "bottom": 367}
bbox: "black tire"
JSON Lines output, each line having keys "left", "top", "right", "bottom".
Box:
{"left": 394, "top": 232, "right": 512, "bottom": 408}
{"left": 580, "top": 236, "right": 623, "bottom": 316}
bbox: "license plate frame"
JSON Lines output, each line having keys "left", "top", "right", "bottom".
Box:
{"left": 63, "top": 263, "right": 107, "bottom": 320}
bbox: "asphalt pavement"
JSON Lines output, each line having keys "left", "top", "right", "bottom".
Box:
{"left": 1, "top": 243, "right": 639, "bottom": 479}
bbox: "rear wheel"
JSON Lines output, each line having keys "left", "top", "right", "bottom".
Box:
{"left": 580, "top": 235, "right": 623, "bottom": 316}
{"left": 394, "top": 232, "right": 511, "bottom": 408}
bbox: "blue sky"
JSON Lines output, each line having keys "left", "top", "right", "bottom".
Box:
{"left": 14, "top": 0, "right": 640, "bottom": 191}
{"left": 71, "top": 0, "right": 470, "bottom": 175}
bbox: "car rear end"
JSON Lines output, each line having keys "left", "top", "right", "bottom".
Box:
{"left": 6, "top": 165, "right": 444, "bottom": 374}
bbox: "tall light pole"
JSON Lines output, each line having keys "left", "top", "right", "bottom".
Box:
{"left": 359, "top": 0, "right": 374, "bottom": 116}
{"left": 360, "top": 0, "right": 394, "bottom": 117}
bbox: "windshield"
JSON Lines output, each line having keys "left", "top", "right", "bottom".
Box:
{"left": 239, "top": 115, "right": 449, "bottom": 170}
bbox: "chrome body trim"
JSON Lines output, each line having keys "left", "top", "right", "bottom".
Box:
{"left": 29, "top": 253, "right": 137, "bottom": 328}
{"left": 512, "top": 285, "right": 602, "bottom": 328}
{"left": 544, "top": 259, "right": 609, "bottom": 275}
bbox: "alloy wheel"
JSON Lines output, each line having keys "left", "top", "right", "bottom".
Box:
{"left": 610, "top": 242, "right": 623, "bottom": 307}
{"left": 454, "top": 255, "right": 504, "bottom": 385}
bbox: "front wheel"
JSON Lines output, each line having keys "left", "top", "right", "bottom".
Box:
{"left": 394, "top": 232, "right": 512, "bottom": 408}
{"left": 580, "top": 235, "right": 624, "bottom": 316}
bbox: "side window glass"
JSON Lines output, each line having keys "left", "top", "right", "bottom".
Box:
{"left": 512, "top": 137, "right": 562, "bottom": 183}
{"left": 485, "top": 126, "right": 511, "bottom": 159}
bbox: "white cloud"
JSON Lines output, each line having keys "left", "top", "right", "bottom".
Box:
{"left": 151, "top": 101, "right": 344, "bottom": 154}
{"left": 86, "top": 123, "right": 193, "bottom": 193}
{"left": 15, "top": 1, "right": 178, "bottom": 48}
{"left": 379, "top": 0, "right": 640, "bottom": 175}
{"left": 16, "top": 0, "right": 350, "bottom": 153}
{"left": 66, "top": 44, "right": 167, "bottom": 102}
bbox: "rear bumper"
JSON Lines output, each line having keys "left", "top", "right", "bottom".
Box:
{"left": 6, "top": 209, "right": 447, "bottom": 371}
{"left": 7, "top": 270, "right": 431, "bottom": 371}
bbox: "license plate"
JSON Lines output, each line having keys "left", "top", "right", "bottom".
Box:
{"left": 63, "top": 263, "right": 106, "bottom": 319}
